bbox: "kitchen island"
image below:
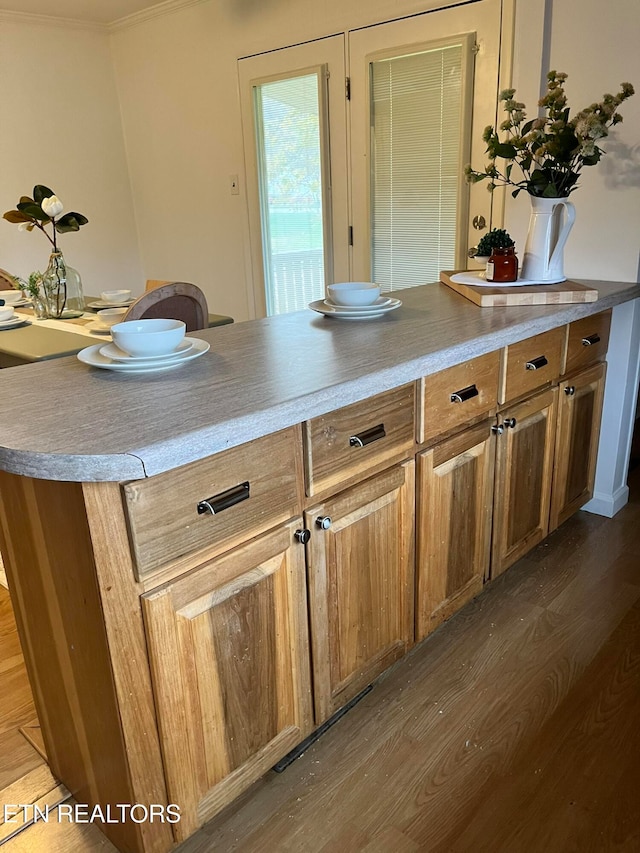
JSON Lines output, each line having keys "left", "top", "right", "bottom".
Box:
{"left": 0, "top": 279, "right": 638, "bottom": 853}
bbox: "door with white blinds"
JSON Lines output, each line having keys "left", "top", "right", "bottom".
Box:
{"left": 349, "top": 0, "right": 502, "bottom": 289}
{"left": 239, "top": 37, "right": 349, "bottom": 318}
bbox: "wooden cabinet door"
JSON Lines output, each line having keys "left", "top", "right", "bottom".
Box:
{"left": 550, "top": 362, "right": 606, "bottom": 531}
{"left": 416, "top": 421, "right": 495, "bottom": 641}
{"left": 305, "top": 461, "right": 415, "bottom": 724}
{"left": 491, "top": 387, "right": 558, "bottom": 578}
{"left": 142, "top": 520, "right": 312, "bottom": 841}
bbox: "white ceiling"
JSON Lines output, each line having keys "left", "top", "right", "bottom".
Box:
{"left": 0, "top": 0, "right": 167, "bottom": 24}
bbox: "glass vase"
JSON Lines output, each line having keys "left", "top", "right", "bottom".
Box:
{"left": 42, "top": 251, "right": 84, "bottom": 318}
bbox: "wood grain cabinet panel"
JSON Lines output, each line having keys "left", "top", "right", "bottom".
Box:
{"left": 142, "top": 520, "right": 312, "bottom": 841}
{"left": 499, "top": 327, "right": 564, "bottom": 405}
{"left": 491, "top": 387, "right": 558, "bottom": 578}
{"left": 305, "top": 462, "right": 415, "bottom": 724}
{"left": 416, "top": 421, "right": 495, "bottom": 640}
{"left": 123, "top": 427, "right": 302, "bottom": 579}
{"left": 303, "top": 385, "right": 415, "bottom": 496}
{"left": 563, "top": 310, "right": 611, "bottom": 376}
{"left": 418, "top": 350, "right": 500, "bottom": 446}
{"left": 550, "top": 362, "right": 606, "bottom": 531}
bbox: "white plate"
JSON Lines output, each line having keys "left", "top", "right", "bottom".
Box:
{"left": 77, "top": 338, "right": 209, "bottom": 373}
{"left": 0, "top": 315, "right": 30, "bottom": 330}
{"left": 309, "top": 298, "right": 402, "bottom": 319}
{"left": 0, "top": 297, "right": 30, "bottom": 308}
{"left": 87, "top": 321, "right": 113, "bottom": 335}
{"left": 325, "top": 295, "right": 393, "bottom": 310}
{"left": 87, "top": 299, "right": 136, "bottom": 309}
{"left": 100, "top": 339, "right": 195, "bottom": 363}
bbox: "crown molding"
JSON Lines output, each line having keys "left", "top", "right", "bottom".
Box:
{"left": 108, "top": 0, "right": 208, "bottom": 32}
{"left": 0, "top": 8, "right": 106, "bottom": 31}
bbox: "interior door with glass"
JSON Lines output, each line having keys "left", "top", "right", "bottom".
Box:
{"left": 239, "top": 36, "right": 349, "bottom": 317}
{"left": 348, "top": 0, "right": 503, "bottom": 289}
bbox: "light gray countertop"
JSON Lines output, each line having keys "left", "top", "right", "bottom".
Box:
{"left": 1, "top": 279, "right": 637, "bottom": 483}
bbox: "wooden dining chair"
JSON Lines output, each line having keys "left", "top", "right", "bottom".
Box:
{"left": 123, "top": 282, "right": 209, "bottom": 332}
{"left": 145, "top": 279, "right": 170, "bottom": 291}
{"left": 0, "top": 269, "right": 16, "bottom": 290}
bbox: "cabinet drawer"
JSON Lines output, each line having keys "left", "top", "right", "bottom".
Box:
{"left": 499, "top": 327, "right": 564, "bottom": 405}
{"left": 563, "top": 310, "right": 611, "bottom": 376}
{"left": 303, "top": 385, "right": 415, "bottom": 496}
{"left": 122, "top": 427, "right": 302, "bottom": 578}
{"left": 418, "top": 350, "right": 500, "bottom": 445}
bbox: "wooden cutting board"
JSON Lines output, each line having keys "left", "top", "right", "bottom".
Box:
{"left": 440, "top": 270, "right": 598, "bottom": 307}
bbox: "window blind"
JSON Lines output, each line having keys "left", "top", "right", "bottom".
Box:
{"left": 370, "top": 44, "right": 463, "bottom": 291}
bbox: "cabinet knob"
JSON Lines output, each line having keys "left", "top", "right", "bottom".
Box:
{"left": 316, "top": 516, "right": 332, "bottom": 530}
{"left": 503, "top": 417, "right": 517, "bottom": 429}
{"left": 582, "top": 334, "right": 601, "bottom": 347}
{"left": 294, "top": 529, "right": 311, "bottom": 544}
{"left": 491, "top": 424, "right": 504, "bottom": 435}
{"left": 565, "top": 385, "right": 576, "bottom": 396}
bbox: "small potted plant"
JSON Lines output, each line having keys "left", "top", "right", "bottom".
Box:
{"left": 474, "top": 228, "right": 515, "bottom": 263}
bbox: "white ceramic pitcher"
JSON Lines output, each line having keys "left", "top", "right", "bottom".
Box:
{"left": 521, "top": 196, "right": 576, "bottom": 283}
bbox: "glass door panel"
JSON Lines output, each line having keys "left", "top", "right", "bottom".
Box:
{"left": 239, "top": 36, "right": 348, "bottom": 318}
{"left": 253, "top": 73, "right": 326, "bottom": 315}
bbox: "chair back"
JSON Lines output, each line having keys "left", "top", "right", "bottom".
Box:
{"left": 0, "top": 269, "right": 16, "bottom": 291}
{"left": 145, "top": 279, "right": 171, "bottom": 291}
{"left": 123, "top": 282, "right": 209, "bottom": 332}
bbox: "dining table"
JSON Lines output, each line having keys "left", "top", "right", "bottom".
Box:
{"left": 0, "top": 298, "right": 233, "bottom": 368}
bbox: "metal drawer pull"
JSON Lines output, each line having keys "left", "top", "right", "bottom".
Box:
{"left": 582, "top": 334, "right": 601, "bottom": 346}
{"left": 503, "top": 417, "right": 517, "bottom": 429}
{"left": 450, "top": 384, "right": 479, "bottom": 404}
{"left": 349, "top": 423, "right": 386, "bottom": 448}
{"left": 525, "top": 355, "right": 548, "bottom": 371}
{"left": 316, "top": 516, "right": 332, "bottom": 530}
{"left": 197, "top": 481, "right": 250, "bottom": 516}
{"left": 565, "top": 385, "right": 576, "bottom": 396}
{"left": 294, "top": 529, "right": 311, "bottom": 544}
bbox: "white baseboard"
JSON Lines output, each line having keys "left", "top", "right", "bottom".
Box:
{"left": 583, "top": 485, "right": 630, "bottom": 518}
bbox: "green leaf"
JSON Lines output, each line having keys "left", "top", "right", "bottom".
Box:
{"left": 55, "top": 212, "right": 88, "bottom": 233}
{"left": 19, "top": 195, "right": 34, "bottom": 205}
{"left": 3, "top": 209, "right": 33, "bottom": 224}
{"left": 16, "top": 201, "right": 48, "bottom": 221}
{"left": 521, "top": 120, "right": 535, "bottom": 135}
{"left": 33, "top": 185, "right": 55, "bottom": 204}
{"left": 493, "top": 142, "right": 517, "bottom": 159}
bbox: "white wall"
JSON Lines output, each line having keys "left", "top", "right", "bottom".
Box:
{"left": 109, "top": 0, "right": 639, "bottom": 323}
{"left": 0, "top": 16, "right": 142, "bottom": 295}
{"left": 506, "top": 0, "right": 640, "bottom": 283}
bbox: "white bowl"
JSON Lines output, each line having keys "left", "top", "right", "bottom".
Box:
{"left": 0, "top": 306, "right": 15, "bottom": 322}
{"left": 101, "top": 289, "right": 132, "bottom": 304}
{"left": 96, "top": 307, "right": 129, "bottom": 328}
{"left": 111, "top": 319, "right": 186, "bottom": 357}
{"left": 327, "top": 282, "right": 381, "bottom": 307}
{"left": 0, "top": 290, "right": 22, "bottom": 305}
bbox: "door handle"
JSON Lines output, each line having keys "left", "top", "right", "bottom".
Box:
{"left": 197, "top": 481, "right": 250, "bottom": 515}
{"left": 525, "top": 355, "right": 548, "bottom": 371}
{"left": 450, "top": 384, "right": 479, "bottom": 404}
{"left": 349, "top": 424, "right": 386, "bottom": 447}
{"left": 581, "top": 334, "right": 601, "bottom": 346}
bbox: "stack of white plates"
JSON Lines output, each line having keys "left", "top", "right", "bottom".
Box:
{"left": 309, "top": 295, "right": 402, "bottom": 320}
{"left": 0, "top": 313, "right": 29, "bottom": 330}
{"left": 87, "top": 298, "right": 136, "bottom": 309}
{"left": 77, "top": 338, "right": 210, "bottom": 373}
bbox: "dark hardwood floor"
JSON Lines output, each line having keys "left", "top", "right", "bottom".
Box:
{"left": 1, "top": 463, "right": 639, "bottom": 852}
{"left": 193, "top": 464, "right": 640, "bottom": 853}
